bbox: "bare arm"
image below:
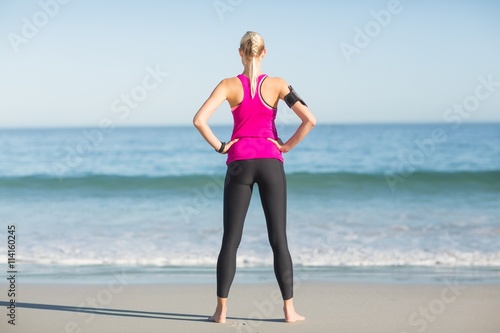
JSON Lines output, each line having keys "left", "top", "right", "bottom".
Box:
{"left": 268, "top": 80, "right": 316, "bottom": 153}
{"left": 193, "top": 80, "right": 239, "bottom": 153}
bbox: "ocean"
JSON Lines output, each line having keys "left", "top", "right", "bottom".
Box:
{"left": 1, "top": 123, "right": 499, "bottom": 284}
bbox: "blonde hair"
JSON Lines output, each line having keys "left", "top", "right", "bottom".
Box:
{"left": 240, "top": 31, "right": 265, "bottom": 98}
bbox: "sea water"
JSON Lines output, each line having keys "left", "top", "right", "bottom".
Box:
{"left": 0, "top": 124, "right": 499, "bottom": 284}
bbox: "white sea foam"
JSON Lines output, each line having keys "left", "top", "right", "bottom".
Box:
{"left": 5, "top": 248, "right": 500, "bottom": 268}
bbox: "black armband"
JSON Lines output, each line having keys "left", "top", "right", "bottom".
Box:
{"left": 284, "top": 85, "right": 307, "bottom": 108}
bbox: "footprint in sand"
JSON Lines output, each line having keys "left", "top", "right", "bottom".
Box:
{"left": 228, "top": 321, "right": 247, "bottom": 327}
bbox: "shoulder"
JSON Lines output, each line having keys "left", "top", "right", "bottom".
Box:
{"left": 215, "top": 76, "right": 242, "bottom": 90}
{"left": 263, "top": 76, "right": 287, "bottom": 85}
{"left": 211, "top": 77, "right": 241, "bottom": 93}
{"left": 220, "top": 76, "right": 242, "bottom": 85}
{"left": 263, "top": 76, "right": 290, "bottom": 98}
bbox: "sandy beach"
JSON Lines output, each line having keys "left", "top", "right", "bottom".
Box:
{"left": 1, "top": 281, "right": 499, "bottom": 333}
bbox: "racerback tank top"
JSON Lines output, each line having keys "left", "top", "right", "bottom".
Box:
{"left": 226, "top": 74, "right": 283, "bottom": 164}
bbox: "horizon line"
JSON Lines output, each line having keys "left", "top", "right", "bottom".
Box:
{"left": 1, "top": 120, "right": 500, "bottom": 130}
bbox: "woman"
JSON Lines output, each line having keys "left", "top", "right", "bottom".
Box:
{"left": 193, "top": 31, "right": 315, "bottom": 323}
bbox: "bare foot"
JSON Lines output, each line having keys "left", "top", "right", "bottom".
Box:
{"left": 208, "top": 297, "right": 227, "bottom": 323}
{"left": 284, "top": 299, "right": 305, "bottom": 323}
{"left": 208, "top": 311, "right": 226, "bottom": 323}
{"left": 284, "top": 309, "right": 305, "bottom": 323}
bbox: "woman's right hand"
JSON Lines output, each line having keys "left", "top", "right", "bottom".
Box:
{"left": 267, "top": 137, "right": 289, "bottom": 153}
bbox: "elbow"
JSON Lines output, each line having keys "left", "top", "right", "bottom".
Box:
{"left": 306, "top": 115, "right": 316, "bottom": 128}
{"left": 310, "top": 116, "right": 317, "bottom": 127}
{"left": 192, "top": 116, "right": 204, "bottom": 129}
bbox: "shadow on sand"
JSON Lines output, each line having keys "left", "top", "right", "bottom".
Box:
{"left": 0, "top": 301, "right": 283, "bottom": 323}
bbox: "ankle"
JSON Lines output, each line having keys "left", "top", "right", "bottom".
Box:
{"left": 283, "top": 298, "right": 294, "bottom": 308}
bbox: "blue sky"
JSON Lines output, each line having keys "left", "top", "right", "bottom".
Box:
{"left": 1, "top": 0, "right": 499, "bottom": 127}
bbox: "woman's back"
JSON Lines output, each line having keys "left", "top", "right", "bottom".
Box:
{"left": 225, "top": 75, "right": 285, "bottom": 110}
{"left": 226, "top": 74, "right": 284, "bottom": 164}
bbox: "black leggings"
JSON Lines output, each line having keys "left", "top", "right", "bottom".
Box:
{"left": 216, "top": 158, "right": 293, "bottom": 300}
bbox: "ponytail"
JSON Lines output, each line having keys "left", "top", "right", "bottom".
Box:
{"left": 240, "top": 31, "right": 265, "bottom": 98}
{"left": 249, "top": 57, "right": 257, "bottom": 98}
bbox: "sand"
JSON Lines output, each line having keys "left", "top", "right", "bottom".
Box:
{"left": 1, "top": 281, "right": 500, "bottom": 333}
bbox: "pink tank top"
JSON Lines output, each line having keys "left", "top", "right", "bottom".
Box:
{"left": 227, "top": 74, "right": 283, "bottom": 164}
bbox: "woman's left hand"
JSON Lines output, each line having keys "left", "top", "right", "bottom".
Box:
{"left": 221, "top": 138, "right": 239, "bottom": 154}
{"left": 267, "top": 138, "right": 289, "bottom": 153}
